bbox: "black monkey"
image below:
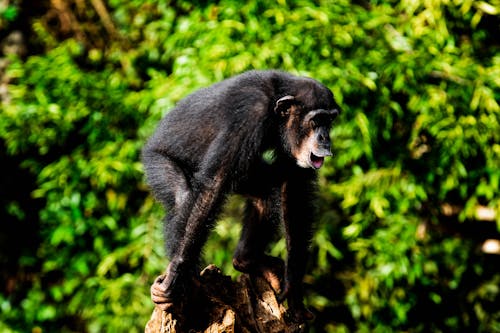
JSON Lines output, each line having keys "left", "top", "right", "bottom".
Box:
{"left": 142, "top": 70, "right": 340, "bottom": 324}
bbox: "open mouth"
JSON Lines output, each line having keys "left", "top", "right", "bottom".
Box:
{"left": 310, "top": 153, "right": 324, "bottom": 169}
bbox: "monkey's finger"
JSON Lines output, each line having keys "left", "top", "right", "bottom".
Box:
{"left": 150, "top": 286, "right": 175, "bottom": 305}
{"left": 151, "top": 286, "right": 168, "bottom": 297}
{"left": 153, "top": 299, "right": 175, "bottom": 311}
{"left": 151, "top": 283, "right": 168, "bottom": 295}
{"left": 153, "top": 274, "right": 167, "bottom": 285}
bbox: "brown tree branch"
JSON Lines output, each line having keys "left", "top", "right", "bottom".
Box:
{"left": 145, "top": 265, "right": 307, "bottom": 333}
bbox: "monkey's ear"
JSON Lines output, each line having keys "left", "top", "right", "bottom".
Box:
{"left": 274, "top": 95, "right": 296, "bottom": 116}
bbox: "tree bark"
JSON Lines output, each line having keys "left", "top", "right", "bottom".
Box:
{"left": 145, "top": 265, "right": 307, "bottom": 333}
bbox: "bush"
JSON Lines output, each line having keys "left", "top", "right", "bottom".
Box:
{"left": 0, "top": 0, "right": 498, "bottom": 332}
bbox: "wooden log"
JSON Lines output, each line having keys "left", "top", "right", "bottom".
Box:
{"left": 145, "top": 264, "right": 307, "bottom": 333}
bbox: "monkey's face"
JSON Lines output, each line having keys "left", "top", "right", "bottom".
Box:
{"left": 275, "top": 95, "right": 340, "bottom": 169}
{"left": 293, "top": 109, "right": 337, "bottom": 169}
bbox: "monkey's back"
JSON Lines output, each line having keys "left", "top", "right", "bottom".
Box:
{"left": 144, "top": 71, "right": 286, "bottom": 172}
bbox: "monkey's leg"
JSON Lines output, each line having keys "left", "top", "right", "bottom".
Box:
{"left": 149, "top": 133, "right": 238, "bottom": 311}
{"left": 233, "top": 194, "right": 284, "bottom": 292}
{"left": 153, "top": 167, "right": 227, "bottom": 310}
{"left": 144, "top": 153, "right": 197, "bottom": 309}
{"left": 279, "top": 179, "right": 316, "bottom": 323}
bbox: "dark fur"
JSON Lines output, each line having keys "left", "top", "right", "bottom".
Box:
{"left": 142, "top": 70, "right": 339, "bottom": 323}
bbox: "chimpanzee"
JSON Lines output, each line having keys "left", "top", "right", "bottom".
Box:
{"left": 142, "top": 70, "right": 340, "bottom": 324}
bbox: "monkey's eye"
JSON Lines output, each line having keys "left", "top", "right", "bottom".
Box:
{"left": 309, "top": 118, "right": 329, "bottom": 129}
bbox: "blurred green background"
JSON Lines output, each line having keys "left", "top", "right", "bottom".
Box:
{"left": 1, "top": 0, "right": 499, "bottom": 332}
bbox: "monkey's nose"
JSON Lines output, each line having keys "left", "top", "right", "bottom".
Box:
{"left": 323, "top": 149, "right": 333, "bottom": 157}
{"left": 315, "top": 146, "right": 332, "bottom": 157}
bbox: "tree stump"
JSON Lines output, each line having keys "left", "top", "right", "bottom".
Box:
{"left": 145, "top": 265, "right": 307, "bottom": 333}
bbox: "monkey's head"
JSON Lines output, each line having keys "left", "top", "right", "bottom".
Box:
{"left": 275, "top": 94, "right": 340, "bottom": 169}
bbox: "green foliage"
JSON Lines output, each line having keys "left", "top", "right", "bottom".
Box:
{"left": 0, "top": 0, "right": 499, "bottom": 332}
{"left": 0, "top": 1, "right": 19, "bottom": 27}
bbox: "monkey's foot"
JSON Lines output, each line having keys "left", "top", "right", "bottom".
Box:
{"left": 150, "top": 274, "right": 176, "bottom": 311}
{"left": 151, "top": 262, "right": 200, "bottom": 312}
{"left": 278, "top": 286, "right": 315, "bottom": 323}
{"left": 260, "top": 256, "right": 285, "bottom": 292}
{"left": 233, "top": 255, "right": 284, "bottom": 293}
{"left": 288, "top": 306, "right": 315, "bottom": 323}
